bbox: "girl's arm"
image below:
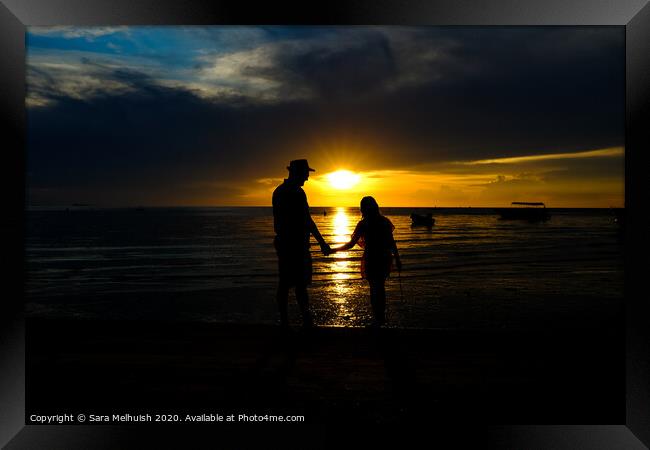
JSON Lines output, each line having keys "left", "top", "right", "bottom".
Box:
{"left": 331, "top": 223, "right": 362, "bottom": 253}
{"left": 332, "top": 237, "right": 358, "bottom": 252}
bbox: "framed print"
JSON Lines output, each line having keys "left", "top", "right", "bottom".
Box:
{"left": 1, "top": 0, "right": 649, "bottom": 447}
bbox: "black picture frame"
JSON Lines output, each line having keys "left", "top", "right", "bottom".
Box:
{"left": 1, "top": 0, "right": 648, "bottom": 447}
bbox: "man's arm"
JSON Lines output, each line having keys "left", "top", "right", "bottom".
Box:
{"left": 309, "top": 217, "right": 331, "bottom": 255}
{"left": 302, "top": 190, "right": 330, "bottom": 255}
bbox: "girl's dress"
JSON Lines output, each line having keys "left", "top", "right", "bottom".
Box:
{"left": 350, "top": 215, "right": 396, "bottom": 280}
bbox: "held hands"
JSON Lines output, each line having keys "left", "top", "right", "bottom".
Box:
{"left": 320, "top": 242, "right": 333, "bottom": 256}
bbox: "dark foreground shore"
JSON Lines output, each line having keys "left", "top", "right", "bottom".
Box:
{"left": 27, "top": 318, "right": 623, "bottom": 424}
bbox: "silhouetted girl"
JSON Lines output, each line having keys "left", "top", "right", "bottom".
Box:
{"left": 332, "top": 196, "right": 401, "bottom": 326}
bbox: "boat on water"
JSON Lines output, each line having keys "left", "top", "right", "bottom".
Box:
{"left": 611, "top": 207, "right": 624, "bottom": 224}
{"left": 410, "top": 212, "right": 435, "bottom": 227}
{"left": 610, "top": 208, "right": 625, "bottom": 237}
{"left": 497, "top": 202, "right": 551, "bottom": 222}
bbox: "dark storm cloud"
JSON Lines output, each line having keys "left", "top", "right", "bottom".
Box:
{"left": 193, "top": 27, "right": 624, "bottom": 164}
{"left": 292, "top": 27, "right": 625, "bottom": 164}
{"left": 27, "top": 65, "right": 331, "bottom": 205}
{"left": 261, "top": 32, "right": 398, "bottom": 100}
{"left": 27, "top": 27, "right": 624, "bottom": 205}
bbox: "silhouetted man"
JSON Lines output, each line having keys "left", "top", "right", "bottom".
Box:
{"left": 273, "top": 159, "right": 331, "bottom": 328}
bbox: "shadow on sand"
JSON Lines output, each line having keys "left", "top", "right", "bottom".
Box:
{"left": 27, "top": 318, "right": 622, "bottom": 424}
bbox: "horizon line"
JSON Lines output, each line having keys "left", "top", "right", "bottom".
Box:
{"left": 26, "top": 204, "right": 625, "bottom": 209}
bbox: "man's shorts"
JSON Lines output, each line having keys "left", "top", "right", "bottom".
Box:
{"left": 274, "top": 238, "right": 312, "bottom": 287}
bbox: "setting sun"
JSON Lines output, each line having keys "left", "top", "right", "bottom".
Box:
{"left": 327, "top": 170, "right": 361, "bottom": 190}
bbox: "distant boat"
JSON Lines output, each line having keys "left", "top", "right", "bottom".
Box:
{"left": 611, "top": 207, "right": 625, "bottom": 226}
{"left": 410, "top": 212, "right": 435, "bottom": 227}
{"left": 497, "top": 202, "right": 550, "bottom": 222}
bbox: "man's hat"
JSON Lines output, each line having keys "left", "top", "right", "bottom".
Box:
{"left": 287, "top": 159, "right": 315, "bottom": 173}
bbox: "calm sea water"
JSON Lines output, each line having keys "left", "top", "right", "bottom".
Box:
{"left": 26, "top": 207, "right": 624, "bottom": 329}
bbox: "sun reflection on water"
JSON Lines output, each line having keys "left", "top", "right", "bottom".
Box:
{"left": 331, "top": 207, "right": 354, "bottom": 280}
{"left": 324, "top": 207, "right": 363, "bottom": 324}
{"left": 332, "top": 207, "right": 351, "bottom": 244}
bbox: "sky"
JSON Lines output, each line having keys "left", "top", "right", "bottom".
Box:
{"left": 26, "top": 26, "right": 625, "bottom": 208}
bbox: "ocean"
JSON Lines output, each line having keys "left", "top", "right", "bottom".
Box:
{"left": 26, "top": 207, "right": 624, "bottom": 329}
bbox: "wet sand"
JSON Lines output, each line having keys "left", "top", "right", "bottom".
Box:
{"left": 27, "top": 318, "right": 623, "bottom": 424}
